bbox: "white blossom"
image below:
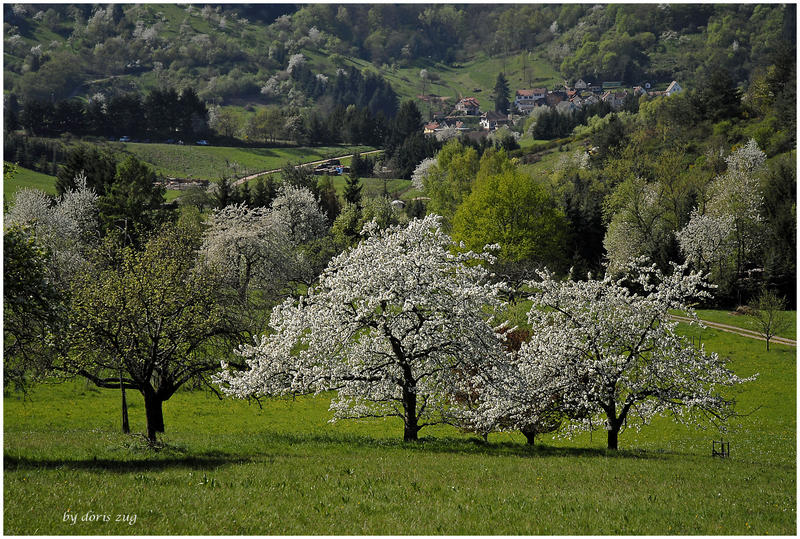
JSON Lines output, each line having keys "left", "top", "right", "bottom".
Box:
{"left": 411, "top": 157, "right": 438, "bottom": 191}
{"left": 677, "top": 139, "right": 766, "bottom": 282}
{"left": 676, "top": 209, "right": 735, "bottom": 271}
{"left": 269, "top": 184, "right": 328, "bottom": 244}
{"left": 5, "top": 174, "right": 98, "bottom": 285}
{"left": 214, "top": 215, "right": 508, "bottom": 440}
{"left": 199, "top": 203, "right": 295, "bottom": 300}
{"left": 308, "top": 26, "right": 322, "bottom": 44}
{"left": 473, "top": 258, "right": 754, "bottom": 449}
{"left": 286, "top": 53, "right": 306, "bottom": 73}
{"left": 434, "top": 126, "right": 459, "bottom": 143}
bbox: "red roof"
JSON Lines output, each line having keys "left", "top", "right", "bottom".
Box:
{"left": 516, "top": 89, "right": 535, "bottom": 97}
{"left": 458, "top": 97, "right": 480, "bottom": 107}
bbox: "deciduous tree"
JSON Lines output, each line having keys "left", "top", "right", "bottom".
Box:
{"left": 484, "top": 258, "right": 753, "bottom": 450}
{"left": 67, "top": 222, "right": 230, "bottom": 442}
{"left": 215, "top": 215, "right": 507, "bottom": 441}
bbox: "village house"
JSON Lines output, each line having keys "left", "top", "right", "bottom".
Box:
{"left": 454, "top": 97, "right": 481, "bottom": 115}
{"left": 480, "top": 111, "right": 511, "bottom": 131}
{"left": 423, "top": 121, "right": 439, "bottom": 134}
{"left": 545, "top": 90, "right": 567, "bottom": 107}
{"left": 665, "top": 80, "right": 682, "bottom": 96}
{"left": 602, "top": 90, "right": 629, "bottom": 110}
{"left": 513, "top": 88, "right": 547, "bottom": 113}
{"left": 648, "top": 80, "right": 683, "bottom": 98}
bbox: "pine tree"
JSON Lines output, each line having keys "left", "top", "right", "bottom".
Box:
{"left": 238, "top": 182, "right": 251, "bottom": 207}
{"left": 492, "top": 73, "right": 510, "bottom": 114}
{"left": 343, "top": 173, "right": 363, "bottom": 206}
{"left": 253, "top": 176, "right": 276, "bottom": 208}
{"left": 214, "top": 176, "right": 232, "bottom": 209}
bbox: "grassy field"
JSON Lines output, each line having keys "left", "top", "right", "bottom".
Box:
{"left": 3, "top": 311, "right": 795, "bottom": 534}
{"left": 119, "top": 143, "right": 375, "bottom": 181}
{"left": 306, "top": 50, "right": 563, "bottom": 115}
{"left": 328, "top": 176, "right": 422, "bottom": 202}
{"left": 693, "top": 309, "right": 797, "bottom": 340}
{"left": 3, "top": 163, "right": 58, "bottom": 202}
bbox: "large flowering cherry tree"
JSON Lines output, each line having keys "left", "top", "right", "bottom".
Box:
{"left": 477, "top": 258, "right": 754, "bottom": 450}
{"left": 214, "top": 215, "right": 508, "bottom": 441}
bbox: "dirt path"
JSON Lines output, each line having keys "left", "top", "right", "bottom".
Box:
{"left": 669, "top": 314, "right": 796, "bottom": 347}
{"left": 232, "top": 149, "right": 383, "bottom": 187}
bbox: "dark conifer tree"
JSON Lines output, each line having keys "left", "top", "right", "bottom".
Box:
{"left": 343, "top": 172, "right": 363, "bottom": 206}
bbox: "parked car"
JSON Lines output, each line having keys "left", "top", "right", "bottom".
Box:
{"left": 196, "top": 140, "right": 209, "bottom": 145}
{"left": 165, "top": 138, "right": 175, "bottom": 144}
{"left": 119, "top": 136, "right": 131, "bottom": 142}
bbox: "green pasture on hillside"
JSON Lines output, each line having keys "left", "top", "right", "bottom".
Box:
{"left": 328, "top": 176, "right": 422, "bottom": 202}
{"left": 119, "top": 143, "right": 375, "bottom": 181}
{"left": 693, "top": 309, "right": 797, "bottom": 341}
{"left": 3, "top": 164, "right": 58, "bottom": 202}
{"left": 307, "top": 50, "right": 562, "bottom": 114}
{"left": 3, "top": 312, "right": 795, "bottom": 534}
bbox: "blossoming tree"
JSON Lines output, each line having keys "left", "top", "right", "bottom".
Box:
{"left": 478, "top": 258, "right": 753, "bottom": 450}
{"left": 215, "top": 215, "right": 508, "bottom": 441}
{"left": 677, "top": 139, "right": 766, "bottom": 296}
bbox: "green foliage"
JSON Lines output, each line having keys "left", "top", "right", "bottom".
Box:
{"left": 491, "top": 72, "right": 510, "bottom": 114}
{"left": 96, "top": 155, "right": 167, "bottom": 247}
{"left": 692, "top": 68, "right": 742, "bottom": 122}
{"left": 423, "top": 140, "right": 480, "bottom": 220}
{"left": 761, "top": 153, "right": 796, "bottom": 298}
{"left": 56, "top": 145, "right": 117, "bottom": 196}
{"left": 452, "top": 154, "right": 567, "bottom": 269}
{"left": 66, "top": 221, "right": 230, "bottom": 440}
{"left": 343, "top": 172, "right": 362, "bottom": 206}
{"left": 3, "top": 225, "right": 64, "bottom": 392}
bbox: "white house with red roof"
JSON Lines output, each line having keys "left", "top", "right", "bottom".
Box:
{"left": 454, "top": 97, "right": 481, "bottom": 115}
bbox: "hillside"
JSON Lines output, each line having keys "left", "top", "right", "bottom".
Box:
{"left": 4, "top": 4, "right": 793, "bottom": 113}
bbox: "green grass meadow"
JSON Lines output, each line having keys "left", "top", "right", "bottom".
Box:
{"left": 3, "top": 314, "right": 796, "bottom": 534}
{"left": 3, "top": 164, "right": 58, "bottom": 203}
{"left": 121, "top": 143, "right": 375, "bottom": 181}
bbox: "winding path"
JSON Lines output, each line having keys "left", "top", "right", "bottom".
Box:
{"left": 670, "top": 314, "right": 796, "bottom": 347}
{"left": 232, "top": 149, "right": 383, "bottom": 187}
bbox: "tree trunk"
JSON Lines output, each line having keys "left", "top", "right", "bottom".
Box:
{"left": 120, "top": 367, "right": 129, "bottom": 434}
{"left": 402, "top": 383, "right": 419, "bottom": 442}
{"left": 121, "top": 385, "right": 130, "bottom": 434}
{"left": 607, "top": 427, "right": 619, "bottom": 450}
{"left": 143, "top": 391, "right": 165, "bottom": 443}
{"left": 521, "top": 427, "right": 537, "bottom": 445}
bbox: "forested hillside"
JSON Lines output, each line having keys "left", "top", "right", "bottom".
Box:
{"left": 4, "top": 4, "right": 794, "bottom": 107}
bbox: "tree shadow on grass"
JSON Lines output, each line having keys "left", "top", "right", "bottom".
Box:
{"left": 3, "top": 453, "right": 252, "bottom": 473}
{"left": 246, "top": 430, "right": 671, "bottom": 461}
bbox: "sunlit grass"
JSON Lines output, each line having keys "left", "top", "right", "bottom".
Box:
{"left": 3, "top": 163, "right": 58, "bottom": 201}
{"left": 3, "top": 312, "right": 795, "bottom": 534}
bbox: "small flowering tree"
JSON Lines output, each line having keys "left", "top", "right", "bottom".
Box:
{"left": 269, "top": 184, "right": 328, "bottom": 245}
{"left": 677, "top": 139, "right": 766, "bottom": 296}
{"left": 215, "top": 215, "right": 508, "bottom": 441}
{"left": 5, "top": 175, "right": 98, "bottom": 286}
{"left": 481, "top": 258, "right": 754, "bottom": 450}
{"left": 199, "top": 203, "right": 295, "bottom": 302}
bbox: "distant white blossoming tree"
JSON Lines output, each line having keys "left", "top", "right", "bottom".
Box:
{"left": 199, "top": 203, "right": 295, "bottom": 302}
{"left": 215, "top": 215, "right": 508, "bottom": 441}
{"left": 477, "top": 258, "right": 754, "bottom": 450}
{"left": 269, "top": 184, "right": 328, "bottom": 245}
{"left": 5, "top": 174, "right": 98, "bottom": 286}
{"left": 677, "top": 139, "right": 766, "bottom": 291}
